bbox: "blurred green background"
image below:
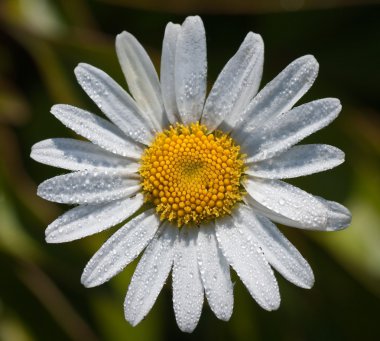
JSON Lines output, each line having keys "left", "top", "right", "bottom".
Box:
{"left": 0, "top": 0, "right": 380, "bottom": 340}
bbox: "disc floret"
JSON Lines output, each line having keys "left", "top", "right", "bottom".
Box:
{"left": 140, "top": 123, "right": 244, "bottom": 226}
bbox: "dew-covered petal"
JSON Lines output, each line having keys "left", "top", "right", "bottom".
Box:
{"left": 246, "top": 194, "right": 303, "bottom": 228}
{"left": 75, "top": 63, "right": 155, "bottom": 145}
{"left": 116, "top": 31, "right": 165, "bottom": 130}
{"left": 45, "top": 194, "right": 144, "bottom": 243}
{"left": 236, "top": 205, "right": 314, "bottom": 288}
{"left": 124, "top": 222, "right": 178, "bottom": 326}
{"left": 246, "top": 191, "right": 351, "bottom": 231}
{"left": 51, "top": 104, "right": 142, "bottom": 159}
{"left": 245, "top": 176, "right": 349, "bottom": 231}
{"left": 172, "top": 227, "right": 204, "bottom": 333}
{"left": 81, "top": 209, "right": 160, "bottom": 288}
{"left": 161, "top": 22, "right": 181, "bottom": 124}
{"left": 31, "top": 138, "right": 139, "bottom": 172}
{"left": 315, "top": 196, "right": 352, "bottom": 231}
{"left": 37, "top": 170, "right": 140, "bottom": 204}
{"left": 243, "top": 98, "right": 342, "bottom": 163}
{"left": 202, "top": 32, "right": 264, "bottom": 131}
{"left": 215, "top": 215, "right": 280, "bottom": 311}
{"left": 197, "top": 224, "right": 233, "bottom": 321}
{"left": 175, "top": 16, "right": 207, "bottom": 125}
{"left": 232, "top": 55, "right": 319, "bottom": 139}
{"left": 246, "top": 144, "right": 345, "bottom": 179}
{"left": 245, "top": 177, "right": 330, "bottom": 230}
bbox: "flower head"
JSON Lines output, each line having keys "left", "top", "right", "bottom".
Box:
{"left": 31, "top": 16, "right": 351, "bottom": 332}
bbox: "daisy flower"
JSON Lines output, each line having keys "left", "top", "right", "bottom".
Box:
{"left": 31, "top": 16, "right": 351, "bottom": 332}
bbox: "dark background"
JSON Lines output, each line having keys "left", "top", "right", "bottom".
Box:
{"left": 0, "top": 0, "right": 379, "bottom": 340}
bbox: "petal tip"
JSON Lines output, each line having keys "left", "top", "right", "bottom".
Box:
{"left": 298, "top": 54, "right": 319, "bottom": 75}
{"left": 74, "top": 63, "right": 84, "bottom": 72}
{"left": 36, "top": 183, "right": 47, "bottom": 199}
{"left": 316, "top": 97, "right": 342, "bottom": 116}
{"left": 124, "top": 307, "right": 144, "bottom": 328}
{"left": 328, "top": 214, "right": 352, "bottom": 231}
{"left": 45, "top": 233, "right": 59, "bottom": 244}
{"left": 126, "top": 318, "right": 139, "bottom": 328}
{"left": 216, "top": 309, "right": 233, "bottom": 322}
{"left": 124, "top": 307, "right": 140, "bottom": 327}
{"left": 319, "top": 198, "right": 352, "bottom": 231}
{"left": 266, "top": 298, "right": 281, "bottom": 311}
{"left": 302, "top": 54, "right": 318, "bottom": 65}
{"left": 302, "top": 280, "right": 315, "bottom": 290}
{"left": 45, "top": 226, "right": 69, "bottom": 244}
{"left": 178, "top": 324, "right": 197, "bottom": 334}
{"left": 327, "top": 97, "right": 341, "bottom": 108}
{"left": 338, "top": 150, "right": 345, "bottom": 164}
{"left": 166, "top": 21, "right": 180, "bottom": 30}
{"left": 74, "top": 63, "right": 92, "bottom": 77}
{"left": 80, "top": 273, "right": 95, "bottom": 288}
{"left": 50, "top": 103, "right": 68, "bottom": 116}
{"left": 299, "top": 271, "right": 315, "bottom": 289}
{"left": 246, "top": 31, "right": 263, "bottom": 44}
{"left": 116, "top": 30, "right": 128, "bottom": 39}
{"left": 185, "top": 15, "right": 202, "bottom": 22}
{"left": 182, "top": 15, "right": 204, "bottom": 31}
{"left": 333, "top": 208, "right": 352, "bottom": 231}
{"left": 30, "top": 144, "right": 38, "bottom": 159}
{"left": 50, "top": 104, "right": 60, "bottom": 113}
{"left": 116, "top": 31, "right": 134, "bottom": 44}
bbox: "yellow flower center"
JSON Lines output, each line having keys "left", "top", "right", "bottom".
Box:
{"left": 139, "top": 123, "right": 245, "bottom": 226}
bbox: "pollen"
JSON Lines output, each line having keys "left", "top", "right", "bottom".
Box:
{"left": 139, "top": 123, "right": 245, "bottom": 227}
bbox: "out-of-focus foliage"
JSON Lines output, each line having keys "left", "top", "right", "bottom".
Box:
{"left": 0, "top": 0, "right": 379, "bottom": 340}
{"left": 102, "top": 0, "right": 380, "bottom": 14}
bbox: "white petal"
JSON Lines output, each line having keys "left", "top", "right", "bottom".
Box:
{"left": 116, "top": 32, "right": 165, "bottom": 130}
{"left": 161, "top": 22, "right": 181, "bottom": 124}
{"left": 37, "top": 170, "right": 140, "bottom": 204}
{"left": 236, "top": 205, "right": 314, "bottom": 289}
{"left": 246, "top": 144, "right": 345, "bottom": 179}
{"left": 246, "top": 194, "right": 301, "bottom": 227}
{"left": 232, "top": 55, "right": 319, "bottom": 139}
{"left": 172, "top": 227, "right": 204, "bottom": 333}
{"left": 315, "top": 196, "right": 352, "bottom": 231}
{"left": 81, "top": 209, "right": 160, "bottom": 288}
{"left": 75, "top": 63, "right": 156, "bottom": 145}
{"left": 202, "top": 32, "right": 264, "bottom": 131}
{"left": 245, "top": 177, "right": 331, "bottom": 230}
{"left": 51, "top": 104, "right": 142, "bottom": 159}
{"left": 246, "top": 193, "right": 351, "bottom": 231}
{"left": 45, "top": 194, "right": 144, "bottom": 243}
{"left": 175, "top": 16, "right": 207, "bottom": 125}
{"left": 215, "top": 215, "right": 280, "bottom": 311}
{"left": 124, "top": 222, "right": 178, "bottom": 326}
{"left": 243, "top": 98, "right": 342, "bottom": 163}
{"left": 197, "top": 224, "right": 233, "bottom": 321}
{"left": 31, "top": 138, "right": 139, "bottom": 172}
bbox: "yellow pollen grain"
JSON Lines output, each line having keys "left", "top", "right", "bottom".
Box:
{"left": 139, "top": 123, "right": 244, "bottom": 227}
